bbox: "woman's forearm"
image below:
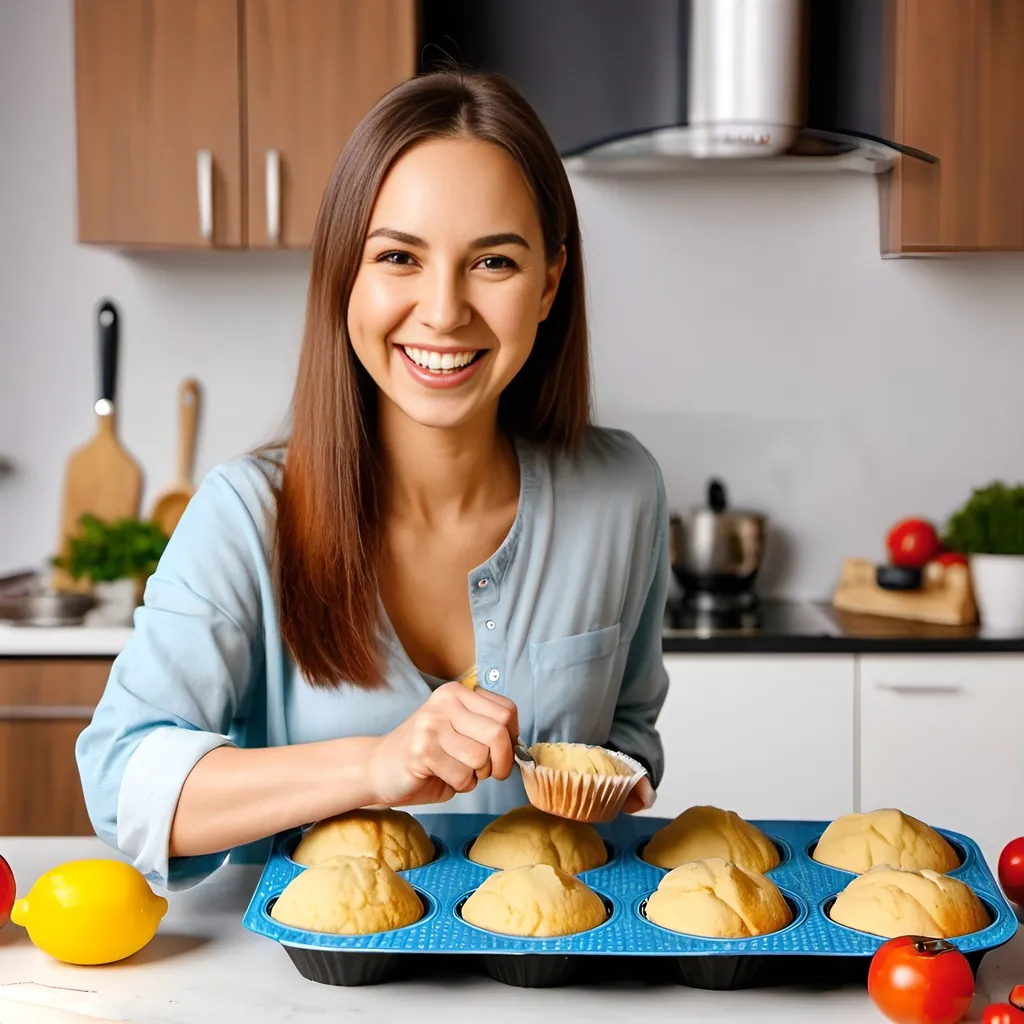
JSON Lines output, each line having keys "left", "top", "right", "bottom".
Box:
{"left": 168, "top": 736, "right": 380, "bottom": 859}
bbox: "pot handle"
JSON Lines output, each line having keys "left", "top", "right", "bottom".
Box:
{"left": 708, "top": 479, "right": 727, "bottom": 513}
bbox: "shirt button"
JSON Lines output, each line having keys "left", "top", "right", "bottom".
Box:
{"left": 486, "top": 620, "right": 496, "bottom": 630}
{"left": 487, "top": 668, "right": 501, "bottom": 683}
{"left": 477, "top": 578, "right": 489, "bottom": 589}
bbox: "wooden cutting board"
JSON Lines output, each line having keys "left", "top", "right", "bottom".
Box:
{"left": 150, "top": 377, "right": 200, "bottom": 537}
{"left": 52, "top": 301, "right": 143, "bottom": 591}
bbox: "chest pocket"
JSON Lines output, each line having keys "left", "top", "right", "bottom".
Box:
{"left": 529, "top": 622, "right": 622, "bottom": 745}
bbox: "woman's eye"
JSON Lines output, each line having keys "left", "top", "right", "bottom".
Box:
{"left": 476, "top": 255, "right": 518, "bottom": 272}
{"left": 377, "top": 250, "right": 416, "bottom": 266}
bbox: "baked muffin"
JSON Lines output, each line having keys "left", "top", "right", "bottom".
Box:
{"left": 829, "top": 866, "right": 989, "bottom": 938}
{"left": 519, "top": 742, "right": 644, "bottom": 824}
{"left": 292, "top": 808, "right": 433, "bottom": 872}
{"left": 461, "top": 863, "right": 607, "bottom": 937}
{"left": 529, "top": 743, "right": 635, "bottom": 776}
{"left": 468, "top": 805, "right": 607, "bottom": 875}
{"left": 270, "top": 855, "right": 423, "bottom": 935}
{"left": 813, "top": 809, "right": 959, "bottom": 874}
{"left": 645, "top": 857, "right": 793, "bottom": 938}
{"left": 643, "top": 805, "right": 780, "bottom": 873}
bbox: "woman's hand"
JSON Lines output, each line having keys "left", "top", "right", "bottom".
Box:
{"left": 622, "top": 776, "right": 656, "bottom": 814}
{"left": 367, "top": 682, "right": 519, "bottom": 807}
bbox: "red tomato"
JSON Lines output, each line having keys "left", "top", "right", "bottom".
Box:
{"left": 1011, "top": 986, "right": 1024, "bottom": 1010}
{"left": 868, "top": 935, "right": 975, "bottom": 1024}
{"left": 887, "top": 519, "right": 942, "bottom": 569}
{"left": 982, "top": 1005, "right": 1024, "bottom": 1024}
{"left": 0, "top": 854, "right": 14, "bottom": 928}
{"left": 998, "top": 837, "right": 1024, "bottom": 905}
{"left": 936, "top": 551, "right": 969, "bottom": 568}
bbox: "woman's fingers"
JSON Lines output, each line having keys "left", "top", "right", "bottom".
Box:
{"left": 439, "top": 720, "right": 493, "bottom": 781}
{"left": 422, "top": 743, "right": 479, "bottom": 795}
{"left": 447, "top": 704, "right": 514, "bottom": 780}
{"left": 447, "top": 682, "right": 520, "bottom": 744}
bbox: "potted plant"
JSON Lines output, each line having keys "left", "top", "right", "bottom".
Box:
{"left": 944, "top": 482, "right": 1024, "bottom": 631}
{"left": 52, "top": 514, "right": 169, "bottom": 624}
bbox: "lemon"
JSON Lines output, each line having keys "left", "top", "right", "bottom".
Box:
{"left": 10, "top": 858, "right": 168, "bottom": 965}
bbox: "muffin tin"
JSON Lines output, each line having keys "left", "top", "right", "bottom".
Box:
{"left": 242, "top": 813, "right": 1017, "bottom": 989}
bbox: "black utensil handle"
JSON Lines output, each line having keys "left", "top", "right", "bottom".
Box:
{"left": 708, "top": 478, "right": 728, "bottom": 513}
{"left": 97, "top": 299, "right": 119, "bottom": 404}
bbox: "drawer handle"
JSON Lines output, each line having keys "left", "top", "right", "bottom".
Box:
{"left": 0, "top": 705, "right": 96, "bottom": 720}
{"left": 876, "top": 684, "right": 963, "bottom": 695}
{"left": 197, "top": 149, "right": 213, "bottom": 242}
{"left": 265, "top": 149, "right": 280, "bottom": 245}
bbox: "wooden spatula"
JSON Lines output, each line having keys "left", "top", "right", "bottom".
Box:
{"left": 150, "top": 378, "right": 200, "bottom": 537}
{"left": 51, "top": 300, "right": 143, "bottom": 591}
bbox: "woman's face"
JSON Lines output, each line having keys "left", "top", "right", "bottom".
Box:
{"left": 348, "top": 137, "right": 565, "bottom": 432}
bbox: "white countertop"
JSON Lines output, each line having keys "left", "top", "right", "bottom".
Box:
{"left": 0, "top": 626, "right": 130, "bottom": 658}
{"left": 0, "top": 838, "right": 1021, "bottom": 1024}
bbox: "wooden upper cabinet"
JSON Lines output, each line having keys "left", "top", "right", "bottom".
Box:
{"left": 74, "top": 0, "right": 245, "bottom": 248}
{"left": 885, "top": 0, "right": 1024, "bottom": 254}
{"left": 245, "top": 0, "right": 417, "bottom": 248}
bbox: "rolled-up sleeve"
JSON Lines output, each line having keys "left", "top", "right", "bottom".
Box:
{"left": 76, "top": 465, "right": 266, "bottom": 890}
{"left": 608, "top": 455, "right": 670, "bottom": 788}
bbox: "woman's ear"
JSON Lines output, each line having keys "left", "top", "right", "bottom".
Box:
{"left": 538, "top": 246, "right": 568, "bottom": 322}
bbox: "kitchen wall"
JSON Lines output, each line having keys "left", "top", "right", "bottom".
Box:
{"left": 2, "top": 1, "right": 1024, "bottom": 596}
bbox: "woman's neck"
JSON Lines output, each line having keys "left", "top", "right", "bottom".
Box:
{"left": 377, "top": 398, "right": 519, "bottom": 526}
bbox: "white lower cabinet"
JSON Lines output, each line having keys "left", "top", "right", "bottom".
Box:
{"left": 859, "top": 655, "right": 1024, "bottom": 869}
{"left": 653, "top": 655, "right": 856, "bottom": 822}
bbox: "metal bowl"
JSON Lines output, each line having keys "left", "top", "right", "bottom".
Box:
{"left": 0, "top": 590, "right": 97, "bottom": 627}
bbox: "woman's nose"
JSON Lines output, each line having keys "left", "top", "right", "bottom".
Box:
{"left": 416, "top": 266, "right": 471, "bottom": 335}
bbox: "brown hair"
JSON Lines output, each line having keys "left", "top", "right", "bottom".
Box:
{"left": 275, "top": 70, "right": 591, "bottom": 688}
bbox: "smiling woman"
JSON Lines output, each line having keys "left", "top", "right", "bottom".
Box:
{"left": 74, "top": 71, "right": 669, "bottom": 892}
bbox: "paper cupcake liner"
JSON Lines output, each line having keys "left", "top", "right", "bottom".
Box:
{"left": 516, "top": 744, "right": 646, "bottom": 823}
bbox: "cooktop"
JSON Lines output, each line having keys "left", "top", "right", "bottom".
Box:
{"left": 662, "top": 598, "right": 840, "bottom": 639}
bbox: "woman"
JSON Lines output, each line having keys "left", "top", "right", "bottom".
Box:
{"left": 77, "top": 70, "right": 669, "bottom": 891}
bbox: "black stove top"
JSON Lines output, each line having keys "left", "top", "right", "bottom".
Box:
{"left": 662, "top": 597, "right": 839, "bottom": 638}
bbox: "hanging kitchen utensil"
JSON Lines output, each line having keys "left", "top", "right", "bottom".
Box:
{"left": 51, "top": 300, "right": 143, "bottom": 591}
{"left": 150, "top": 378, "right": 200, "bottom": 537}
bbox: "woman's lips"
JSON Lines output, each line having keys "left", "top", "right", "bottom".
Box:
{"left": 395, "top": 346, "right": 487, "bottom": 390}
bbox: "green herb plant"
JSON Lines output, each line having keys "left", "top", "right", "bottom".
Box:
{"left": 944, "top": 482, "right": 1024, "bottom": 557}
{"left": 52, "top": 513, "right": 169, "bottom": 584}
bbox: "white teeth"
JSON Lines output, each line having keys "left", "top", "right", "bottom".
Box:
{"left": 402, "top": 346, "right": 479, "bottom": 373}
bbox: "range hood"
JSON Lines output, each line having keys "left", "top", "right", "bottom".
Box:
{"left": 422, "top": 0, "right": 937, "bottom": 175}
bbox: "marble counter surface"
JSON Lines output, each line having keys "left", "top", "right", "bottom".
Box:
{"left": 0, "top": 838, "right": 1021, "bottom": 1024}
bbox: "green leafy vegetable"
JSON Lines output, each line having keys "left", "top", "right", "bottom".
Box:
{"left": 944, "top": 482, "right": 1024, "bottom": 556}
{"left": 52, "top": 514, "right": 169, "bottom": 583}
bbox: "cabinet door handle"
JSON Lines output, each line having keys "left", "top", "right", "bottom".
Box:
{"left": 265, "top": 149, "right": 280, "bottom": 245}
{"left": 876, "top": 683, "right": 963, "bottom": 695}
{"left": 0, "top": 705, "right": 97, "bottom": 720}
{"left": 197, "top": 149, "right": 213, "bottom": 242}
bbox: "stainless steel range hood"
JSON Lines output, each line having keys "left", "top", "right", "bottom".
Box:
{"left": 422, "top": 0, "right": 937, "bottom": 176}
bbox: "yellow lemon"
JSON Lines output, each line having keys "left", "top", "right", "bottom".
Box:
{"left": 10, "top": 858, "right": 168, "bottom": 965}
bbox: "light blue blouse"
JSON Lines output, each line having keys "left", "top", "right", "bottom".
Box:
{"left": 75, "top": 427, "right": 670, "bottom": 890}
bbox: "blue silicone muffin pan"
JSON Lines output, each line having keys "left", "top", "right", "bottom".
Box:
{"left": 242, "top": 813, "right": 1017, "bottom": 989}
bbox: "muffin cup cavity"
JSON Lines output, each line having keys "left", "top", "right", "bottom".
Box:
{"left": 454, "top": 891, "right": 616, "bottom": 939}
{"left": 461, "top": 837, "right": 617, "bottom": 874}
{"left": 637, "top": 892, "right": 806, "bottom": 942}
{"left": 634, "top": 835, "right": 789, "bottom": 873}
{"left": 517, "top": 745, "right": 646, "bottom": 823}
{"left": 281, "top": 944, "right": 401, "bottom": 986}
{"left": 480, "top": 953, "right": 577, "bottom": 988}
{"left": 821, "top": 893, "right": 997, "bottom": 940}
{"left": 807, "top": 834, "right": 967, "bottom": 875}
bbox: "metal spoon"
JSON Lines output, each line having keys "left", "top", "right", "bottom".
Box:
{"left": 513, "top": 741, "right": 535, "bottom": 765}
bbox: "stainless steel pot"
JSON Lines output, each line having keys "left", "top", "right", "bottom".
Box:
{"left": 669, "top": 479, "right": 767, "bottom": 597}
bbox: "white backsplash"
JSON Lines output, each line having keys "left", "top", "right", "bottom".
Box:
{"left": 2, "top": 1, "right": 1024, "bottom": 595}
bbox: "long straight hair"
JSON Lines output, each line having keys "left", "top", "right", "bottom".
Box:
{"left": 276, "top": 71, "right": 591, "bottom": 688}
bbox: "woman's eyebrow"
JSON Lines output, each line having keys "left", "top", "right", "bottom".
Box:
{"left": 366, "top": 228, "right": 531, "bottom": 250}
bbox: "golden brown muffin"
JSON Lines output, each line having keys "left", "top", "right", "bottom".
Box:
{"left": 461, "top": 863, "right": 607, "bottom": 937}
{"left": 643, "top": 805, "right": 780, "bottom": 873}
{"left": 829, "top": 866, "right": 989, "bottom": 938}
{"left": 813, "top": 809, "right": 959, "bottom": 874}
{"left": 270, "top": 855, "right": 423, "bottom": 935}
{"left": 468, "top": 805, "right": 607, "bottom": 875}
{"left": 644, "top": 857, "right": 793, "bottom": 938}
{"left": 528, "top": 742, "right": 635, "bottom": 776}
{"left": 292, "top": 808, "right": 433, "bottom": 872}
